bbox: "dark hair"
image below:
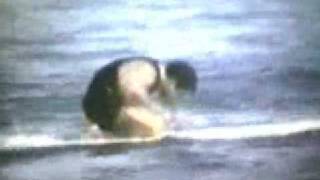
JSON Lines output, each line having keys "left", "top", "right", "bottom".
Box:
{"left": 166, "top": 61, "right": 197, "bottom": 92}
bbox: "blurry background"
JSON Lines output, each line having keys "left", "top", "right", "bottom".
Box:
{"left": 0, "top": 0, "right": 320, "bottom": 179}
{"left": 1, "top": 0, "right": 320, "bottom": 140}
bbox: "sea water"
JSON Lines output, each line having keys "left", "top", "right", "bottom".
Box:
{"left": 0, "top": 0, "right": 320, "bottom": 180}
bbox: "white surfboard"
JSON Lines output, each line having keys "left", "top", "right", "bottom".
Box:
{"left": 1, "top": 120, "right": 320, "bottom": 151}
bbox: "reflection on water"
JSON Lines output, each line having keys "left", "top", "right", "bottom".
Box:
{"left": 0, "top": 0, "right": 320, "bottom": 179}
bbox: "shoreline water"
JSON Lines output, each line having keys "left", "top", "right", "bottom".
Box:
{"left": 1, "top": 0, "right": 320, "bottom": 179}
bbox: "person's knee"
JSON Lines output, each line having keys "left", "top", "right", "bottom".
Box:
{"left": 115, "top": 107, "right": 166, "bottom": 137}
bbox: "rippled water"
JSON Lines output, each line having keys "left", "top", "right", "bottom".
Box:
{"left": 0, "top": 0, "right": 320, "bottom": 179}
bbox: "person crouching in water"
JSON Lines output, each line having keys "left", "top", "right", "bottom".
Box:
{"left": 82, "top": 57, "right": 197, "bottom": 138}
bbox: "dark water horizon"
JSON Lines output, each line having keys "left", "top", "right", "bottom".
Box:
{"left": 1, "top": 0, "right": 320, "bottom": 179}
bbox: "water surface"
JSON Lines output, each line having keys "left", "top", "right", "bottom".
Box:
{"left": 1, "top": 0, "right": 320, "bottom": 179}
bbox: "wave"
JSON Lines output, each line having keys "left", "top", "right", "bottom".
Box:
{"left": 1, "top": 120, "right": 320, "bottom": 150}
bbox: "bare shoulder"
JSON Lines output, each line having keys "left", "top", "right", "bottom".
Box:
{"left": 118, "top": 59, "right": 158, "bottom": 88}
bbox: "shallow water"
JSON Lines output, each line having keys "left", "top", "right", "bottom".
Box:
{"left": 0, "top": 0, "right": 320, "bottom": 179}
